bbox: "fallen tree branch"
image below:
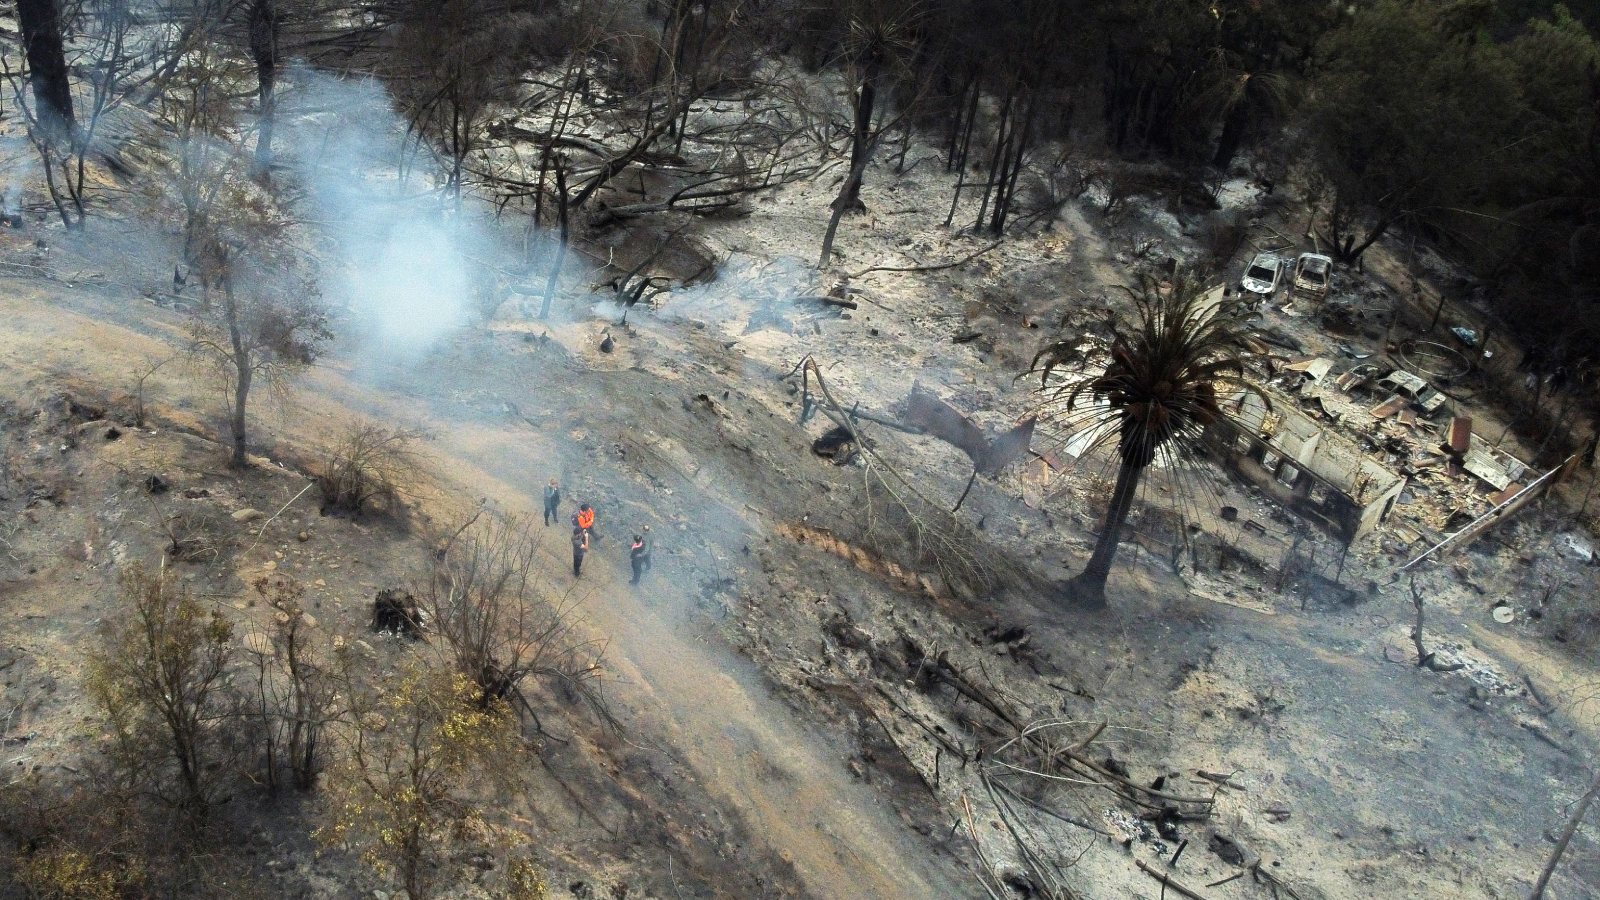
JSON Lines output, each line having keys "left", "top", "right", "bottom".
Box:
{"left": 1136, "top": 859, "right": 1208, "bottom": 900}
{"left": 1522, "top": 673, "right": 1551, "bottom": 712}
{"left": 848, "top": 238, "right": 1006, "bottom": 279}
{"left": 793, "top": 294, "right": 858, "bottom": 310}
{"left": 989, "top": 777, "right": 1112, "bottom": 836}
{"left": 873, "top": 684, "right": 967, "bottom": 759}
{"left": 983, "top": 771, "right": 1083, "bottom": 900}
{"left": 787, "top": 356, "right": 1027, "bottom": 597}
{"left": 1531, "top": 766, "right": 1600, "bottom": 899}
{"left": 960, "top": 794, "right": 1010, "bottom": 900}
{"left": 1250, "top": 860, "right": 1306, "bottom": 900}
{"left": 243, "top": 481, "right": 316, "bottom": 559}
{"left": 862, "top": 696, "right": 942, "bottom": 802}
{"left": 1195, "top": 770, "right": 1244, "bottom": 791}
{"left": 948, "top": 664, "right": 1213, "bottom": 810}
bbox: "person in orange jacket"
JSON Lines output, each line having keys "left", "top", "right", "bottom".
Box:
{"left": 572, "top": 503, "right": 599, "bottom": 543}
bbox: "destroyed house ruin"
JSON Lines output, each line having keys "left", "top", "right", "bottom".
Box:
{"left": 1206, "top": 388, "right": 1407, "bottom": 541}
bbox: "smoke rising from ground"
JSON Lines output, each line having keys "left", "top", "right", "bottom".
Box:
{"left": 279, "top": 69, "right": 505, "bottom": 360}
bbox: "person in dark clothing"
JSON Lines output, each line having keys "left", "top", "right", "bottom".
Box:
{"left": 640, "top": 524, "right": 653, "bottom": 572}
{"left": 543, "top": 479, "right": 561, "bottom": 526}
{"left": 630, "top": 534, "right": 647, "bottom": 585}
{"left": 571, "top": 526, "right": 588, "bottom": 577}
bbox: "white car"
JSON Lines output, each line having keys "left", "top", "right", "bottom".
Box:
{"left": 1240, "top": 252, "right": 1284, "bottom": 298}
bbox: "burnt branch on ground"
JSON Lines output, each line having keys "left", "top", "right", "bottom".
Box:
{"left": 791, "top": 356, "right": 1037, "bottom": 599}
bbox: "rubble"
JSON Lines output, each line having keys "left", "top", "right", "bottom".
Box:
{"left": 1555, "top": 533, "right": 1594, "bottom": 564}
{"left": 1212, "top": 386, "right": 1407, "bottom": 540}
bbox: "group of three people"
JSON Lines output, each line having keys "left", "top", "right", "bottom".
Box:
{"left": 546, "top": 479, "right": 652, "bottom": 584}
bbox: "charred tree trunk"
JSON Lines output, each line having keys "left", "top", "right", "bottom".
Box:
{"left": 893, "top": 101, "right": 914, "bottom": 174}
{"left": 819, "top": 145, "right": 873, "bottom": 268}
{"left": 837, "top": 52, "right": 883, "bottom": 215}
{"left": 943, "top": 70, "right": 981, "bottom": 227}
{"left": 1324, "top": 196, "right": 1391, "bottom": 265}
{"left": 818, "top": 50, "right": 885, "bottom": 268}
{"left": 990, "top": 92, "right": 1034, "bottom": 234}
{"left": 672, "top": 1, "right": 712, "bottom": 158}
{"left": 18, "top": 0, "right": 75, "bottom": 145}
{"left": 539, "top": 156, "right": 570, "bottom": 319}
{"left": 974, "top": 89, "right": 1013, "bottom": 232}
{"left": 944, "top": 72, "right": 976, "bottom": 171}
{"left": 1212, "top": 99, "right": 1248, "bottom": 169}
{"left": 248, "top": 0, "right": 280, "bottom": 179}
{"left": 224, "top": 278, "right": 253, "bottom": 470}
{"left": 1529, "top": 765, "right": 1600, "bottom": 899}
{"left": 1067, "top": 457, "right": 1145, "bottom": 609}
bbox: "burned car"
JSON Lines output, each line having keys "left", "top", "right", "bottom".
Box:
{"left": 1376, "top": 369, "right": 1448, "bottom": 415}
{"left": 1240, "top": 251, "right": 1285, "bottom": 298}
{"left": 1291, "top": 253, "right": 1333, "bottom": 301}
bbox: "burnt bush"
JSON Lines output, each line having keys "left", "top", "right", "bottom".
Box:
{"left": 157, "top": 507, "right": 225, "bottom": 564}
{"left": 314, "top": 422, "right": 424, "bottom": 518}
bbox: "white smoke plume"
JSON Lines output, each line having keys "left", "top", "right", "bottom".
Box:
{"left": 277, "top": 68, "right": 508, "bottom": 359}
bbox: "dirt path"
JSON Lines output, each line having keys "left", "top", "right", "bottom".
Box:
{"left": 325, "top": 404, "right": 968, "bottom": 900}
{"left": 0, "top": 280, "right": 968, "bottom": 900}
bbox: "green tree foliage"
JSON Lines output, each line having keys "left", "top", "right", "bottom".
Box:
{"left": 319, "top": 662, "right": 527, "bottom": 900}
{"left": 1304, "top": 2, "right": 1600, "bottom": 385}
{"left": 1494, "top": 8, "right": 1600, "bottom": 364}
{"left": 89, "top": 564, "right": 238, "bottom": 814}
{"left": 1304, "top": 0, "right": 1522, "bottom": 262}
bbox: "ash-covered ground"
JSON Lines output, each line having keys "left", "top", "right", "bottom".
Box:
{"left": 2, "top": 57, "right": 1598, "bottom": 900}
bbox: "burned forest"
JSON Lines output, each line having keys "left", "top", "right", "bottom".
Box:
{"left": 3, "top": 1, "right": 1600, "bottom": 898}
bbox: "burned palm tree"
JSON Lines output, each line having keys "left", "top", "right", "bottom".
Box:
{"left": 1030, "top": 271, "right": 1262, "bottom": 609}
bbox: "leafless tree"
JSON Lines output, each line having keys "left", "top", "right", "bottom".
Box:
{"left": 132, "top": 352, "right": 179, "bottom": 428}
{"left": 817, "top": 2, "right": 921, "bottom": 268}
{"left": 246, "top": 0, "right": 281, "bottom": 177}
{"left": 15, "top": 0, "right": 75, "bottom": 140}
{"left": 185, "top": 224, "right": 329, "bottom": 469}
{"left": 315, "top": 421, "right": 426, "bottom": 517}
{"left": 420, "top": 511, "right": 609, "bottom": 734}
{"left": 389, "top": 0, "right": 541, "bottom": 209}
{"left": 242, "top": 576, "right": 341, "bottom": 791}
{"left": 1530, "top": 765, "right": 1600, "bottom": 899}
{"left": 3, "top": 0, "right": 140, "bottom": 227}
{"left": 158, "top": 45, "right": 329, "bottom": 468}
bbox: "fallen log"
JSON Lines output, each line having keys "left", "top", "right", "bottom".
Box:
{"left": 793, "top": 294, "right": 858, "bottom": 310}
{"left": 1135, "top": 860, "right": 1208, "bottom": 900}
